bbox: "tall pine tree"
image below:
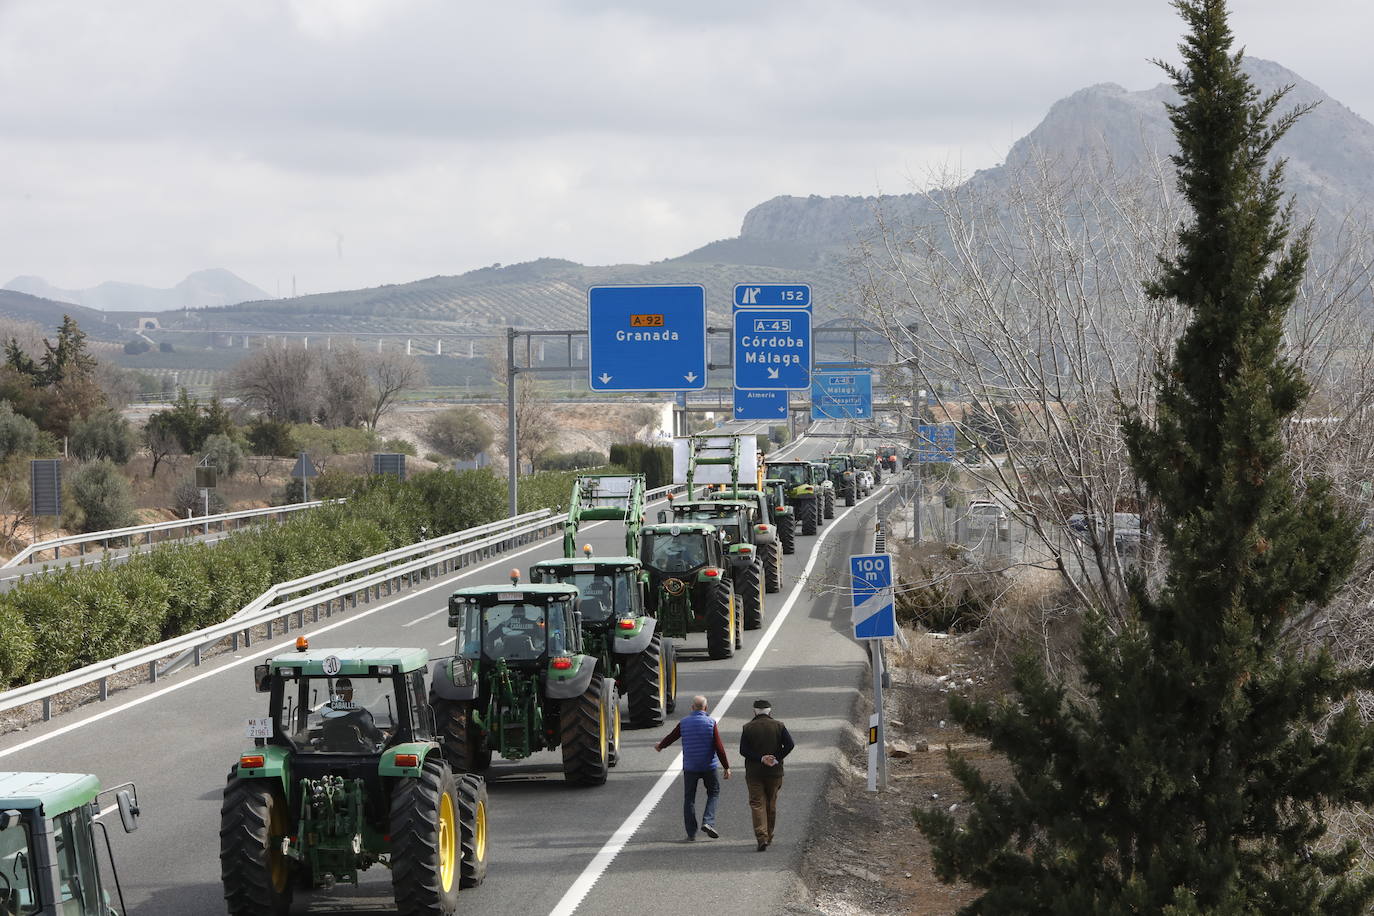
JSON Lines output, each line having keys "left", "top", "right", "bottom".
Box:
{"left": 915, "top": 2, "right": 1374, "bottom": 912}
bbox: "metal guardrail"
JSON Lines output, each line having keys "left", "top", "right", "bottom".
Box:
{"left": 4, "top": 500, "right": 336, "bottom": 568}
{"left": 0, "top": 483, "right": 688, "bottom": 723}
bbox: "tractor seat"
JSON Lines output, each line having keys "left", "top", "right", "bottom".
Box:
{"left": 320, "top": 717, "right": 371, "bottom": 753}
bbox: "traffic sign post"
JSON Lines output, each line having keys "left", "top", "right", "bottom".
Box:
{"left": 733, "top": 283, "right": 810, "bottom": 309}
{"left": 291, "top": 452, "right": 319, "bottom": 503}
{"left": 851, "top": 552, "right": 895, "bottom": 792}
{"left": 588, "top": 285, "right": 707, "bottom": 391}
{"left": 733, "top": 309, "right": 811, "bottom": 391}
{"left": 733, "top": 388, "right": 788, "bottom": 421}
{"left": 811, "top": 370, "right": 874, "bottom": 420}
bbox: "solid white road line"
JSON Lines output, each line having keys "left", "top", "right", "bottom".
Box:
{"left": 547, "top": 485, "right": 885, "bottom": 916}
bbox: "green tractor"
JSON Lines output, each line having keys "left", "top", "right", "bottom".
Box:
{"left": 0, "top": 772, "right": 140, "bottom": 916}
{"left": 761, "top": 478, "right": 797, "bottom": 556}
{"left": 432, "top": 578, "right": 620, "bottom": 785}
{"left": 223, "top": 644, "right": 488, "bottom": 916}
{"left": 640, "top": 521, "right": 742, "bottom": 659}
{"left": 852, "top": 451, "right": 881, "bottom": 486}
{"left": 531, "top": 473, "right": 677, "bottom": 727}
{"left": 824, "top": 454, "right": 859, "bottom": 507}
{"left": 764, "top": 459, "right": 827, "bottom": 535}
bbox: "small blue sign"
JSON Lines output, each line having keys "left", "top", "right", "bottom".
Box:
{"left": 734, "top": 388, "right": 789, "bottom": 420}
{"left": 588, "top": 285, "right": 707, "bottom": 391}
{"left": 734, "top": 284, "right": 811, "bottom": 309}
{"left": 733, "top": 309, "right": 811, "bottom": 391}
{"left": 811, "top": 370, "right": 873, "bottom": 420}
{"left": 850, "top": 553, "right": 896, "bottom": 640}
{"left": 917, "top": 424, "right": 957, "bottom": 463}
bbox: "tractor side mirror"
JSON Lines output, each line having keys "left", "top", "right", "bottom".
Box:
{"left": 657, "top": 510, "right": 668, "bottom": 523}
{"left": 0, "top": 810, "right": 19, "bottom": 831}
{"left": 116, "top": 789, "right": 140, "bottom": 834}
{"left": 253, "top": 664, "right": 272, "bottom": 693}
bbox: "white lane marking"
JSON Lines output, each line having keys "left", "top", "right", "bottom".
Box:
{"left": 0, "top": 529, "right": 569, "bottom": 761}
{"left": 548, "top": 483, "right": 885, "bottom": 916}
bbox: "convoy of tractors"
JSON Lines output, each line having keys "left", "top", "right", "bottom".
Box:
{"left": 0, "top": 434, "right": 891, "bottom": 916}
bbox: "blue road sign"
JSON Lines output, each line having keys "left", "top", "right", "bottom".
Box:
{"left": 733, "top": 309, "right": 811, "bottom": 391}
{"left": 588, "top": 285, "right": 707, "bottom": 391}
{"left": 734, "top": 388, "right": 789, "bottom": 420}
{"left": 917, "top": 424, "right": 957, "bottom": 463}
{"left": 811, "top": 370, "right": 873, "bottom": 420}
{"left": 850, "top": 553, "right": 896, "bottom": 640}
{"left": 734, "top": 283, "right": 810, "bottom": 309}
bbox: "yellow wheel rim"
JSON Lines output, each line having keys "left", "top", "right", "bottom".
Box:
{"left": 473, "top": 799, "right": 488, "bottom": 863}
{"left": 438, "top": 789, "right": 456, "bottom": 892}
{"left": 656, "top": 654, "right": 665, "bottom": 712}
{"left": 268, "top": 794, "right": 290, "bottom": 894}
{"left": 613, "top": 699, "right": 622, "bottom": 751}
{"left": 598, "top": 697, "right": 608, "bottom": 763}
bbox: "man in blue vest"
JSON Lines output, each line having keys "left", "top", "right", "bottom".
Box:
{"left": 655, "top": 694, "right": 732, "bottom": 841}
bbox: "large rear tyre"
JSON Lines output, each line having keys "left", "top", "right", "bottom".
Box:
{"left": 390, "top": 759, "right": 461, "bottom": 916}
{"left": 778, "top": 514, "right": 796, "bottom": 554}
{"left": 625, "top": 634, "right": 668, "bottom": 727}
{"left": 663, "top": 639, "right": 678, "bottom": 713}
{"left": 764, "top": 542, "right": 782, "bottom": 594}
{"left": 800, "top": 499, "right": 818, "bottom": 536}
{"left": 706, "top": 580, "right": 736, "bottom": 659}
{"left": 221, "top": 778, "right": 295, "bottom": 916}
{"left": 736, "top": 563, "right": 764, "bottom": 631}
{"left": 432, "top": 697, "right": 491, "bottom": 772}
{"left": 561, "top": 674, "right": 611, "bottom": 786}
{"left": 824, "top": 490, "right": 835, "bottom": 519}
{"left": 844, "top": 483, "right": 856, "bottom": 507}
{"left": 456, "top": 775, "right": 488, "bottom": 889}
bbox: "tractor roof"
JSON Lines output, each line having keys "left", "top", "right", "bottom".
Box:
{"left": 642, "top": 522, "right": 718, "bottom": 536}
{"left": 0, "top": 772, "right": 100, "bottom": 815}
{"left": 450, "top": 583, "right": 579, "bottom": 601}
{"left": 269, "top": 647, "right": 430, "bottom": 675}
{"left": 765, "top": 459, "right": 809, "bottom": 466}
{"left": 674, "top": 499, "right": 752, "bottom": 510}
{"left": 532, "top": 556, "right": 640, "bottom": 570}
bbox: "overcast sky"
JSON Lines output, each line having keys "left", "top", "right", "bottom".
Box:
{"left": 2, "top": 0, "right": 1370, "bottom": 297}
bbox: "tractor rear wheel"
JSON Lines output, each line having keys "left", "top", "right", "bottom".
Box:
{"left": 663, "top": 638, "right": 678, "bottom": 713}
{"left": 390, "top": 759, "right": 461, "bottom": 915}
{"left": 625, "top": 634, "right": 667, "bottom": 727}
{"left": 221, "top": 778, "right": 294, "bottom": 916}
{"left": 824, "top": 489, "right": 836, "bottom": 518}
{"left": 800, "top": 499, "right": 817, "bottom": 536}
{"left": 844, "top": 482, "right": 856, "bottom": 506}
{"left": 561, "top": 674, "right": 612, "bottom": 786}
{"left": 764, "top": 542, "right": 781, "bottom": 594}
{"left": 456, "top": 774, "right": 489, "bottom": 889}
{"left": 737, "top": 563, "right": 764, "bottom": 630}
{"left": 706, "top": 579, "right": 736, "bottom": 659}
{"left": 778, "top": 514, "right": 796, "bottom": 554}
{"left": 432, "top": 698, "right": 491, "bottom": 772}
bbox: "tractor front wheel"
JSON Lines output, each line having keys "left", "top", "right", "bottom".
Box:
{"left": 625, "top": 634, "right": 668, "bottom": 727}
{"left": 432, "top": 698, "right": 491, "bottom": 773}
{"left": 824, "top": 489, "right": 836, "bottom": 518}
{"left": 390, "top": 759, "right": 461, "bottom": 915}
{"left": 778, "top": 514, "right": 796, "bottom": 554}
{"left": 737, "top": 562, "right": 764, "bottom": 631}
{"left": 561, "top": 674, "right": 612, "bottom": 786}
{"left": 457, "top": 774, "right": 489, "bottom": 889}
{"left": 764, "top": 542, "right": 782, "bottom": 594}
{"left": 221, "top": 778, "right": 294, "bottom": 916}
{"left": 706, "top": 579, "right": 736, "bottom": 659}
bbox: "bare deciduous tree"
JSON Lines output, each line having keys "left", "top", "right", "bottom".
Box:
{"left": 229, "top": 343, "right": 321, "bottom": 422}
{"left": 362, "top": 348, "right": 425, "bottom": 430}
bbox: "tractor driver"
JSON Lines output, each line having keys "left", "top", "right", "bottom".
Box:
{"left": 581, "top": 577, "right": 614, "bottom": 621}
{"left": 322, "top": 677, "right": 387, "bottom": 749}
{"left": 492, "top": 605, "right": 546, "bottom": 657}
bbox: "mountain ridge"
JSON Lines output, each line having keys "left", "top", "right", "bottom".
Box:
{"left": 4, "top": 268, "right": 270, "bottom": 313}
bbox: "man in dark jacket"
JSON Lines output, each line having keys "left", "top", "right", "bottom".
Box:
{"left": 655, "top": 694, "right": 731, "bottom": 841}
{"left": 738, "top": 698, "right": 795, "bottom": 851}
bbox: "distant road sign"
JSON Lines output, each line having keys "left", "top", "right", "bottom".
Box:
{"left": 733, "top": 309, "right": 812, "bottom": 390}
{"left": 733, "top": 284, "right": 811, "bottom": 309}
{"left": 917, "top": 424, "right": 957, "bottom": 463}
{"left": 850, "top": 553, "right": 896, "bottom": 640}
{"left": 733, "top": 388, "right": 789, "bottom": 420}
{"left": 373, "top": 453, "right": 407, "bottom": 480}
{"left": 811, "top": 370, "right": 873, "bottom": 420}
{"left": 588, "top": 285, "right": 707, "bottom": 391}
{"left": 291, "top": 452, "right": 319, "bottom": 479}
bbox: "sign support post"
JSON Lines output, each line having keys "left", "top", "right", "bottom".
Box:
{"left": 851, "top": 552, "right": 896, "bottom": 792}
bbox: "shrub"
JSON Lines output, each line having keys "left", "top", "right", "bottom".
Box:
{"left": 247, "top": 418, "right": 295, "bottom": 457}
{"left": 0, "top": 600, "right": 34, "bottom": 686}
{"left": 123, "top": 339, "right": 151, "bottom": 355}
{"left": 173, "top": 478, "right": 227, "bottom": 517}
{"left": 535, "top": 449, "right": 607, "bottom": 471}
{"left": 892, "top": 545, "right": 1000, "bottom": 633}
{"left": 380, "top": 437, "right": 417, "bottom": 457}
{"left": 291, "top": 424, "right": 379, "bottom": 457}
{"left": 69, "top": 410, "right": 139, "bottom": 464}
{"left": 158, "top": 341, "right": 174, "bottom": 352}
{"left": 64, "top": 460, "right": 137, "bottom": 532}
{"left": 0, "top": 401, "right": 45, "bottom": 458}
{"left": 609, "top": 443, "right": 673, "bottom": 489}
{"left": 201, "top": 433, "right": 244, "bottom": 477}
{"left": 421, "top": 407, "right": 493, "bottom": 460}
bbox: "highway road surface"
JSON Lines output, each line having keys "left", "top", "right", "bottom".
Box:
{"left": 0, "top": 427, "right": 899, "bottom": 915}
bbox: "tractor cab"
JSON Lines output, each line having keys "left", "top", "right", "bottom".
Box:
{"left": 529, "top": 556, "right": 643, "bottom": 626}
{"left": 447, "top": 583, "right": 583, "bottom": 668}
{"left": 761, "top": 478, "right": 793, "bottom": 521}
{"left": 0, "top": 772, "right": 139, "bottom": 916}
{"left": 667, "top": 499, "right": 758, "bottom": 551}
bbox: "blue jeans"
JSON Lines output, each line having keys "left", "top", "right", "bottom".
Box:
{"left": 682, "top": 768, "right": 720, "bottom": 836}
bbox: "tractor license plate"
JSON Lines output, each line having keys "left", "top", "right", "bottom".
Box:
{"left": 245, "top": 717, "right": 273, "bottom": 738}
